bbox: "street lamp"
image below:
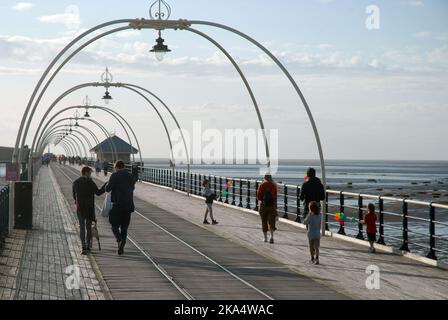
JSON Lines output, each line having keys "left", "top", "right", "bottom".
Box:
{"left": 101, "top": 67, "right": 113, "bottom": 104}
{"left": 150, "top": 30, "right": 171, "bottom": 61}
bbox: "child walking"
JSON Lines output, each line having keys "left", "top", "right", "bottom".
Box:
{"left": 304, "top": 201, "right": 321, "bottom": 265}
{"left": 202, "top": 179, "right": 218, "bottom": 225}
{"left": 361, "top": 203, "right": 377, "bottom": 253}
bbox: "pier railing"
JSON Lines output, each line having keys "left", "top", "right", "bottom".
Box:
{"left": 81, "top": 161, "right": 448, "bottom": 262}
{"left": 0, "top": 185, "right": 10, "bottom": 250}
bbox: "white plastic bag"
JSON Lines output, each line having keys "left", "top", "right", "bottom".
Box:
{"left": 101, "top": 193, "right": 112, "bottom": 218}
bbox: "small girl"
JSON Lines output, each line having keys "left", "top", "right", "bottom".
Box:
{"left": 202, "top": 179, "right": 218, "bottom": 225}
{"left": 361, "top": 203, "right": 377, "bottom": 253}
{"left": 303, "top": 201, "right": 321, "bottom": 265}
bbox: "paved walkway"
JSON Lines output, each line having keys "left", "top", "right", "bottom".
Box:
{"left": 78, "top": 164, "right": 448, "bottom": 300}
{"left": 0, "top": 166, "right": 104, "bottom": 300}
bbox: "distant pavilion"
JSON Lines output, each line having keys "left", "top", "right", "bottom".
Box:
{"left": 90, "top": 135, "right": 138, "bottom": 163}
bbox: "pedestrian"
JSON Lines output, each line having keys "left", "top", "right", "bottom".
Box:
{"left": 105, "top": 160, "right": 135, "bottom": 255}
{"left": 256, "top": 173, "right": 278, "bottom": 244}
{"left": 72, "top": 166, "right": 107, "bottom": 255}
{"left": 95, "top": 159, "right": 102, "bottom": 176}
{"left": 304, "top": 201, "right": 322, "bottom": 265}
{"left": 361, "top": 203, "right": 377, "bottom": 253}
{"left": 299, "top": 168, "right": 325, "bottom": 222}
{"left": 131, "top": 163, "right": 139, "bottom": 183}
{"left": 202, "top": 178, "right": 218, "bottom": 225}
{"left": 103, "top": 160, "right": 109, "bottom": 177}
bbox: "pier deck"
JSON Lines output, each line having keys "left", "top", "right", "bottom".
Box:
{"left": 1, "top": 164, "right": 447, "bottom": 300}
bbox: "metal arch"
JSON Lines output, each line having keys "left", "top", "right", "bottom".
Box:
{"left": 17, "top": 25, "right": 133, "bottom": 164}
{"left": 76, "top": 124, "right": 105, "bottom": 160}
{"left": 57, "top": 140, "right": 73, "bottom": 157}
{"left": 120, "top": 83, "right": 192, "bottom": 193}
{"left": 13, "top": 19, "right": 135, "bottom": 162}
{"left": 43, "top": 133, "right": 80, "bottom": 158}
{"left": 184, "top": 27, "right": 271, "bottom": 168}
{"left": 41, "top": 128, "right": 89, "bottom": 157}
{"left": 37, "top": 117, "right": 118, "bottom": 163}
{"left": 43, "top": 133, "right": 84, "bottom": 158}
{"left": 189, "top": 20, "right": 327, "bottom": 233}
{"left": 28, "top": 82, "right": 185, "bottom": 189}
{"left": 32, "top": 105, "right": 143, "bottom": 166}
{"left": 40, "top": 126, "right": 94, "bottom": 156}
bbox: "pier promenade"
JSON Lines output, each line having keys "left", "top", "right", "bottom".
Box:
{"left": 1, "top": 163, "right": 447, "bottom": 300}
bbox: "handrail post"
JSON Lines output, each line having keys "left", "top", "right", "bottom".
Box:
{"left": 400, "top": 200, "right": 410, "bottom": 252}
{"left": 325, "top": 191, "right": 329, "bottom": 231}
{"left": 254, "top": 180, "right": 259, "bottom": 212}
{"left": 213, "top": 175, "right": 217, "bottom": 195}
{"left": 218, "top": 177, "right": 223, "bottom": 202}
{"left": 377, "top": 197, "right": 386, "bottom": 245}
{"left": 283, "top": 184, "right": 288, "bottom": 219}
{"left": 295, "top": 185, "right": 301, "bottom": 222}
{"left": 231, "top": 178, "right": 236, "bottom": 205}
{"left": 246, "top": 180, "right": 251, "bottom": 209}
{"left": 356, "top": 194, "right": 364, "bottom": 240}
{"left": 338, "top": 192, "right": 346, "bottom": 235}
{"left": 426, "top": 204, "right": 437, "bottom": 260}
{"left": 238, "top": 179, "right": 243, "bottom": 207}
{"left": 225, "top": 178, "right": 230, "bottom": 204}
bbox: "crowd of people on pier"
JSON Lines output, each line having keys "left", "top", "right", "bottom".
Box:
{"left": 70, "top": 159, "right": 377, "bottom": 263}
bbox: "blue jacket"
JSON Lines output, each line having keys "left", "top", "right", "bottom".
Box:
{"left": 106, "top": 169, "right": 135, "bottom": 212}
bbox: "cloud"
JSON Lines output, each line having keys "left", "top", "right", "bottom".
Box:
{"left": 37, "top": 5, "right": 81, "bottom": 30}
{"left": 401, "top": 1, "right": 424, "bottom": 7}
{"left": 12, "top": 2, "right": 34, "bottom": 11}
{"left": 414, "top": 31, "right": 432, "bottom": 38}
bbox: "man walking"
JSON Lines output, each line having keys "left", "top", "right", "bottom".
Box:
{"left": 106, "top": 160, "right": 135, "bottom": 255}
{"left": 73, "top": 166, "right": 106, "bottom": 255}
{"left": 300, "top": 168, "right": 325, "bottom": 221}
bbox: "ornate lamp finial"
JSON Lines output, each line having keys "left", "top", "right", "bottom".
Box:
{"left": 149, "top": 0, "right": 171, "bottom": 20}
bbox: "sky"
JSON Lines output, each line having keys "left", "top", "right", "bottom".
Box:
{"left": 0, "top": 0, "right": 447, "bottom": 161}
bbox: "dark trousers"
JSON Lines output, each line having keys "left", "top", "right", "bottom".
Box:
{"left": 109, "top": 204, "right": 132, "bottom": 243}
{"left": 77, "top": 213, "right": 92, "bottom": 249}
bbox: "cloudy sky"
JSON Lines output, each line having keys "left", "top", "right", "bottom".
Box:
{"left": 0, "top": 0, "right": 447, "bottom": 161}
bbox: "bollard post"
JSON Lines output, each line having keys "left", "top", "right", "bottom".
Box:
{"left": 399, "top": 200, "right": 410, "bottom": 252}
{"left": 426, "top": 204, "right": 437, "bottom": 260}
{"left": 356, "top": 195, "right": 364, "bottom": 240}
{"left": 377, "top": 198, "right": 386, "bottom": 245}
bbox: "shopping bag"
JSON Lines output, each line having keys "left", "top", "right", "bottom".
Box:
{"left": 101, "top": 193, "right": 112, "bottom": 218}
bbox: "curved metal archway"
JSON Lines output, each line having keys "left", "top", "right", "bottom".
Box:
{"left": 14, "top": 4, "right": 327, "bottom": 233}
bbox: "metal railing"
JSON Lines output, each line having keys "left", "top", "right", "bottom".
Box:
{"left": 0, "top": 185, "right": 10, "bottom": 250}
{"left": 78, "top": 161, "right": 448, "bottom": 262}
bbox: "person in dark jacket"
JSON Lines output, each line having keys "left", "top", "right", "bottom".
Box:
{"left": 103, "top": 161, "right": 109, "bottom": 176}
{"left": 105, "top": 160, "right": 135, "bottom": 255}
{"left": 72, "top": 166, "right": 106, "bottom": 255}
{"left": 300, "top": 168, "right": 325, "bottom": 220}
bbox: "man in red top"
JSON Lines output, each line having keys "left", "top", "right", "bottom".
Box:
{"left": 361, "top": 203, "right": 377, "bottom": 253}
{"left": 256, "top": 174, "right": 278, "bottom": 243}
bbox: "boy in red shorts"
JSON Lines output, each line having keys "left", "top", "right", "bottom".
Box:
{"left": 361, "top": 203, "right": 377, "bottom": 253}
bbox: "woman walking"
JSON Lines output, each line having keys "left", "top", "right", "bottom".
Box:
{"left": 256, "top": 173, "right": 278, "bottom": 243}
{"left": 202, "top": 179, "right": 218, "bottom": 225}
